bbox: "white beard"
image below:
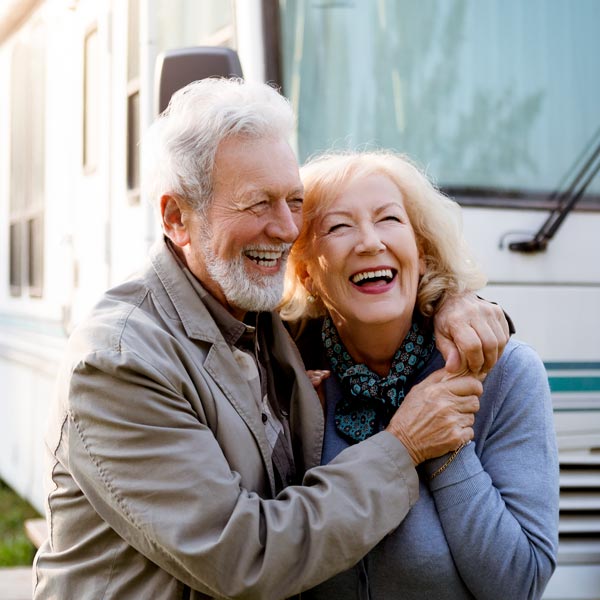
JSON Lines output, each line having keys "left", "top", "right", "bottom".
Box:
{"left": 200, "top": 234, "right": 290, "bottom": 313}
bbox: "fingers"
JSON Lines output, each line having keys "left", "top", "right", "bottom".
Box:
{"left": 482, "top": 304, "right": 510, "bottom": 370}
{"left": 448, "top": 325, "right": 489, "bottom": 374}
{"left": 429, "top": 368, "right": 483, "bottom": 397}
{"left": 435, "top": 370, "right": 481, "bottom": 439}
{"left": 450, "top": 415, "right": 476, "bottom": 450}
{"left": 421, "top": 367, "right": 448, "bottom": 385}
{"left": 455, "top": 394, "right": 480, "bottom": 415}
{"left": 441, "top": 364, "right": 471, "bottom": 381}
{"left": 434, "top": 295, "right": 510, "bottom": 375}
{"left": 306, "top": 370, "right": 330, "bottom": 411}
{"left": 436, "top": 339, "right": 461, "bottom": 373}
{"left": 460, "top": 424, "right": 475, "bottom": 445}
{"left": 306, "top": 370, "right": 330, "bottom": 389}
{"left": 467, "top": 299, "right": 510, "bottom": 372}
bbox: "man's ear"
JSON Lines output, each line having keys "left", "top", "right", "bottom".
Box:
{"left": 160, "top": 194, "right": 190, "bottom": 247}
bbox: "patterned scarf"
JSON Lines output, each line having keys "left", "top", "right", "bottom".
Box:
{"left": 322, "top": 315, "right": 435, "bottom": 443}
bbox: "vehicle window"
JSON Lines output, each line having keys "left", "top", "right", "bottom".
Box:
{"left": 279, "top": 0, "right": 600, "bottom": 206}
{"left": 154, "top": 0, "right": 235, "bottom": 50}
{"left": 9, "top": 24, "right": 46, "bottom": 298}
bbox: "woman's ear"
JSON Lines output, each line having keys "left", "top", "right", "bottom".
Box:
{"left": 161, "top": 194, "right": 190, "bottom": 247}
{"left": 296, "top": 263, "right": 314, "bottom": 293}
{"left": 304, "top": 277, "right": 315, "bottom": 295}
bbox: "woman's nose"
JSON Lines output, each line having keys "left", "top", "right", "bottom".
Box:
{"left": 355, "top": 224, "right": 385, "bottom": 254}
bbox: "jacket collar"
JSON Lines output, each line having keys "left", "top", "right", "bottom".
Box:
{"left": 148, "top": 237, "right": 323, "bottom": 485}
{"left": 148, "top": 237, "right": 227, "bottom": 344}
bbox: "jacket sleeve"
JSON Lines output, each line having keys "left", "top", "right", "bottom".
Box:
{"left": 66, "top": 346, "right": 419, "bottom": 599}
{"left": 421, "top": 342, "right": 559, "bottom": 600}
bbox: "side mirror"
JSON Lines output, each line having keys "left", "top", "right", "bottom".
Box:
{"left": 154, "top": 47, "right": 243, "bottom": 115}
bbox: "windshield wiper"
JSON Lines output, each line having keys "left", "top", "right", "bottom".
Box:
{"left": 509, "top": 127, "right": 600, "bottom": 253}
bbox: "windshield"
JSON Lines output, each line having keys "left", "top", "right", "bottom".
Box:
{"left": 279, "top": 0, "right": 600, "bottom": 204}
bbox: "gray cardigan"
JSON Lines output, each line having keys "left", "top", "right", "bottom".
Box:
{"left": 300, "top": 336, "right": 559, "bottom": 600}
{"left": 33, "top": 238, "right": 421, "bottom": 600}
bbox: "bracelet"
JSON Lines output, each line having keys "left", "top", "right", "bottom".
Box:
{"left": 429, "top": 442, "right": 468, "bottom": 481}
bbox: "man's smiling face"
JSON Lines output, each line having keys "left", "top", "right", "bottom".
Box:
{"left": 185, "top": 134, "right": 304, "bottom": 318}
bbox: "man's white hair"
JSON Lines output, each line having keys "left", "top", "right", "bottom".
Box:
{"left": 141, "top": 78, "right": 295, "bottom": 214}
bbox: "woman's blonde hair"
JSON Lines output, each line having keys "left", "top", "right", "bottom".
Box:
{"left": 279, "top": 150, "right": 487, "bottom": 321}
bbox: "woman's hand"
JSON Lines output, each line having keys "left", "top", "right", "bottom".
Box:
{"left": 385, "top": 368, "right": 483, "bottom": 465}
{"left": 433, "top": 293, "right": 510, "bottom": 375}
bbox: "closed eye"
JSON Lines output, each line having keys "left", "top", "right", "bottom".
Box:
{"left": 327, "top": 223, "right": 351, "bottom": 233}
{"left": 246, "top": 200, "right": 269, "bottom": 213}
{"left": 287, "top": 198, "right": 304, "bottom": 212}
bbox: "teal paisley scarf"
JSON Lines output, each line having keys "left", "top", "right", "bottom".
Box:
{"left": 321, "top": 315, "right": 435, "bottom": 443}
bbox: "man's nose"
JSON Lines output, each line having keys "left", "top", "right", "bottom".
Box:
{"left": 266, "top": 200, "right": 301, "bottom": 243}
{"left": 356, "top": 224, "right": 385, "bottom": 254}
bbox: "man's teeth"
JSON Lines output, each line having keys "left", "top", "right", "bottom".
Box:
{"left": 245, "top": 250, "right": 283, "bottom": 267}
{"left": 351, "top": 269, "right": 394, "bottom": 284}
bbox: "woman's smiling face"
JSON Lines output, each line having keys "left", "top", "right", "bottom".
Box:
{"left": 306, "top": 173, "right": 424, "bottom": 332}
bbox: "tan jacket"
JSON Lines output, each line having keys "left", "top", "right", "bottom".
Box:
{"left": 33, "top": 238, "right": 418, "bottom": 600}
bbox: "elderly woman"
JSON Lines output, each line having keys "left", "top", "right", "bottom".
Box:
{"left": 281, "top": 151, "right": 559, "bottom": 600}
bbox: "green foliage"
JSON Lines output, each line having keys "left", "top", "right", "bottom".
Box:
{"left": 0, "top": 480, "right": 40, "bottom": 566}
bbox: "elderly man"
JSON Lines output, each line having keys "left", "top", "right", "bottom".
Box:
{"left": 33, "top": 78, "right": 509, "bottom": 599}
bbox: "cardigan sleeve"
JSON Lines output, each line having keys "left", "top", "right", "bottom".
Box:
{"left": 421, "top": 340, "right": 559, "bottom": 600}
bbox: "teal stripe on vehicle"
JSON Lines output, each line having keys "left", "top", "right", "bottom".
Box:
{"left": 543, "top": 362, "right": 600, "bottom": 394}
{"left": 544, "top": 362, "right": 600, "bottom": 370}
{"left": 548, "top": 377, "right": 600, "bottom": 393}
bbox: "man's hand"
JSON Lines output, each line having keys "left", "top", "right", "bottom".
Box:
{"left": 434, "top": 293, "right": 510, "bottom": 375}
{"left": 385, "top": 368, "right": 483, "bottom": 465}
{"left": 307, "top": 370, "right": 330, "bottom": 410}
